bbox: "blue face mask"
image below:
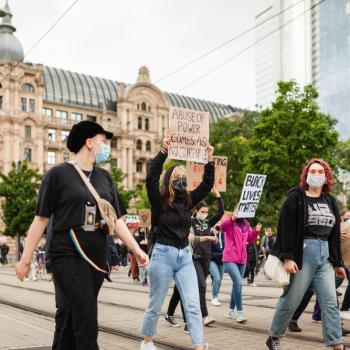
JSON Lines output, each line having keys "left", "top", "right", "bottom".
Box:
{"left": 94, "top": 142, "right": 110, "bottom": 164}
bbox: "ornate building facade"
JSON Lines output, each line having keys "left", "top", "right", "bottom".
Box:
{"left": 0, "top": 4, "right": 240, "bottom": 187}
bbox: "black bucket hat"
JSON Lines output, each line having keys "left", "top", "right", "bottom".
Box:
{"left": 67, "top": 121, "right": 113, "bottom": 153}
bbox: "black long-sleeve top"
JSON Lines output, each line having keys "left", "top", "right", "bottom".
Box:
{"left": 272, "top": 187, "right": 342, "bottom": 269}
{"left": 146, "top": 151, "right": 215, "bottom": 249}
{"left": 191, "top": 197, "right": 224, "bottom": 259}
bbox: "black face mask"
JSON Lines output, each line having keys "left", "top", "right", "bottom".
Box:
{"left": 172, "top": 178, "right": 187, "bottom": 192}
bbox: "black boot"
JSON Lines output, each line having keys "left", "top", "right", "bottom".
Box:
{"left": 288, "top": 320, "right": 302, "bottom": 332}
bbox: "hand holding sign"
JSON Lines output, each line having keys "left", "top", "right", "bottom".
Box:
{"left": 161, "top": 136, "right": 171, "bottom": 153}
{"left": 207, "top": 144, "right": 214, "bottom": 162}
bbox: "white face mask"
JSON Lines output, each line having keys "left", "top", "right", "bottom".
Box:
{"left": 197, "top": 213, "right": 208, "bottom": 221}
{"left": 306, "top": 174, "right": 326, "bottom": 189}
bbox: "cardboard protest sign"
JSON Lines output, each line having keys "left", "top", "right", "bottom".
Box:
{"left": 138, "top": 209, "right": 151, "bottom": 228}
{"left": 186, "top": 156, "right": 228, "bottom": 192}
{"left": 125, "top": 214, "right": 140, "bottom": 229}
{"left": 237, "top": 174, "right": 267, "bottom": 218}
{"left": 168, "top": 106, "right": 209, "bottom": 164}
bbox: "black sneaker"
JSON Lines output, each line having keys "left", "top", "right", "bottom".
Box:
{"left": 266, "top": 336, "right": 281, "bottom": 350}
{"left": 183, "top": 323, "right": 189, "bottom": 334}
{"left": 165, "top": 315, "right": 179, "bottom": 327}
{"left": 342, "top": 327, "right": 350, "bottom": 336}
{"left": 288, "top": 320, "right": 302, "bottom": 333}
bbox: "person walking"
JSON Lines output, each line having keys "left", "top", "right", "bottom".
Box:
{"left": 260, "top": 227, "right": 275, "bottom": 258}
{"left": 221, "top": 211, "right": 262, "bottom": 323}
{"left": 15, "top": 120, "right": 148, "bottom": 350}
{"left": 244, "top": 241, "right": 258, "bottom": 286}
{"left": 266, "top": 158, "right": 346, "bottom": 350}
{"left": 210, "top": 224, "right": 225, "bottom": 306}
{"left": 140, "top": 136, "right": 215, "bottom": 350}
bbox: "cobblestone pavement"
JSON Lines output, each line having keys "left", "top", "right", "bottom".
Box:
{"left": 0, "top": 265, "right": 348, "bottom": 349}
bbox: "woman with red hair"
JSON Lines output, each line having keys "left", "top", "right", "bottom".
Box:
{"left": 266, "top": 159, "right": 346, "bottom": 350}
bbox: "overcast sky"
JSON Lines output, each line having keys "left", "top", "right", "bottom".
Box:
{"left": 9, "top": 0, "right": 256, "bottom": 109}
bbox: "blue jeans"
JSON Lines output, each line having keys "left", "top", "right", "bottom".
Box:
{"left": 270, "top": 239, "right": 343, "bottom": 346}
{"left": 210, "top": 261, "right": 224, "bottom": 299}
{"left": 224, "top": 262, "right": 246, "bottom": 311}
{"left": 140, "top": 244, "right": 203, "bottom": 345}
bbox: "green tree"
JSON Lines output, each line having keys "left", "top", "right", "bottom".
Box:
{"left": 209, "top": 110, "right": 260, "bottom": 212}
{"left": 0, "top": 161, "right": 42, "bottom": 260}
{"left": 246, "top": 81, "right": 339, "bottom": 226}
{"left": 109, "top": 166, "right": 136, "bottom": 210}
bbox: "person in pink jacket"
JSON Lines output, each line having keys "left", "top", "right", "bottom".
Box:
{"left": 220, "top": 210, "right": 261, "bottom": 323}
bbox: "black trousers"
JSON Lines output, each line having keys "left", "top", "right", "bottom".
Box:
{"left": 193, "top": 256, "right": 210, "bottom": 318}
{"left": 244, "top": 259, "right": 257, "bottom": 283}
{"left": 52, "top": 257, "right": 104, "bottom": 350}
{"left": 167, "top": 284, "right": 186, "bottom": 322}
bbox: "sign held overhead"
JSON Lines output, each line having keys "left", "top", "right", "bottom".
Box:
{"left": 237, "top": 174, "right": 267, "bottom": 218}
{"left": 168, "top": 106, "right": 209, "bottom": 164}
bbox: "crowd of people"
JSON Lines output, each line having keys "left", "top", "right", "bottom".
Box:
{"left": 12, "top": 120, "right": 350, "bottom": 350}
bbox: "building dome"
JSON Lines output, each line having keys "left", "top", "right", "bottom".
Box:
{"left": 0, "top": 2, "right": 24, "bottom": 62}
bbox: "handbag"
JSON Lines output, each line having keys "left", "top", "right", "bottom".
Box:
{"left": 264, "top": 254, "right": 290, "bottom": 285}
{"left": 72, "top": 163, "right": 118, "bottom": 235}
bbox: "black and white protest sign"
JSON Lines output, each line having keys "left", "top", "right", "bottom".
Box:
{"left": 237, "top": 174, "right": 267, "bottom": 218}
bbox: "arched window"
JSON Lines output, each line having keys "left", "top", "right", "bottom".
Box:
{"left": 22, "top": 83, "right": 34, "bottom": 93}
{"left": 137, "top": 116, "right": 142, "bottom": 130}
{"left": 146, "top": 141, "right": 151, "bottom": 152}
{"left": 136, "top": 139, "right": 142, "bottom": 150}
{"left": 145, "top": 118, "right": 149, "bottom": 131}
{"left": 141, "top": 102, "right": 146, "bottom": 111}
{"left": 0, "top": 82, "right": 2, "bottom": 89}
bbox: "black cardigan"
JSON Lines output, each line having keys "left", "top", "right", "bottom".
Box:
{"left": 146, "top": 151, "right": 215, "bottom": 249}
{"left": 272, "top": 187, "right": 342, "bottom": 269}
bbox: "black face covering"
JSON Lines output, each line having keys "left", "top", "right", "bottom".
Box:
{"left": 172, "top": 178, "right": 187, "bottom": 192}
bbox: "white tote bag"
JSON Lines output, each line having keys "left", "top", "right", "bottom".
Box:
{"left": 264, "top": 254, "right": 290, "bottom": 286}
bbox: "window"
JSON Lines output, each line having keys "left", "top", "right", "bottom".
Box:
{"left": 111, "top": 137, "right": 118, "bottom": 149}
{"left": 29, "top": 98, "right": 35, "bottom": 113}
{"left": 137, "top": 117, "right": 142, "bottom": 130}
{"left": 48, "top": 128, "right": 56, "bottom": 143}
{"left": 0, "top": 96, "right": 3, "bottom": 109}
{"left": 146, "top": 141, "right": 151, "bottom": 152}
{"left": 63, "top": 152, "right": 70, "bottom": 162}
{"left": 25, "top": 125, "right": 31, "bottom": 139}
{"left": 22, "top": 83, "right": 34, "bottom": 93}
{"left": 56, "top": 110, "right": 68, "bottom": 124}
{"left": 148, "top": 106, "right": 151, "bottom": 112}
{"left": 71, "top": 112, "right": 82, "bottom": 122}
{"left": 61, "top": 130, "right": 69, "bottom": 141}
{"left": 21, "top": 97, "right": 26, "bottom": 112}
{"left": 48, "top": 151, "right": 56, "bottom": 165}
{"left": 137, "top": 103, "right": 140, "bottom": 110}
{"left": 145, "top": 118, "right": 150, "bottom": 131}
{"left": 43, "top": 107, "right": 52, "bottom": 117}
{"left": 0, "top": 82, "right": 2, "bottom": 89}
{"left": 141, "top": 102, "right": 146, "bottom": 111}
{"left": 136, "top": 161, "right": 143, "bottom": 173}
{"left": 136, "top": 139, "right": 142, "bottom": 150}
{"left": 24, "top": 148, "right": 32, "bottom": 162}
{"left": 87, "top": 115, "right": 96, "bottom": 122}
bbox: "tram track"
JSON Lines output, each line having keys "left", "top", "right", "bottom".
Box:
{"left": 0, "top": 281, "right": 346, "bottom": 347}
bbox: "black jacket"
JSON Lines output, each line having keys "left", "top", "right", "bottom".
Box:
{"left": 272, "top": 187, "right": 342, "bottom": 269}
{"left": 192, "top": 197, "right": 224, "bottom": 259}
{"left": 146, "top": 151, "right": 215, "bottom": 249}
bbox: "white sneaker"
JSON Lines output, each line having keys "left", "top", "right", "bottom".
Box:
{"left": 236, "top": 310, "right": 247, "bottom": 323}
{"left": 211, "top": 298, "right": 221, "bottom": 306}
{"left": 139, "top": 341, "right": 157, "bottom": 350}
{"left": 226, "top": 308, "right": 237, "bottom": 319}
{"left": 341, "top": 311, "right": 350, "bottom": 321}
{"left": 203, "top": 315, "right": 215, "bottom": 326}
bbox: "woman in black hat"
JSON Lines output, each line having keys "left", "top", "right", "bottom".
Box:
{"left": 16, "top": 121, "right": 149, "bottom": 350}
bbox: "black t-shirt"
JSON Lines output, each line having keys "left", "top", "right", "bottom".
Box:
{"left": 36, "top": 162, "right": 126, "bottom": 266}
{"left": 306, "top": 195, "right": 336, "bottom": 238}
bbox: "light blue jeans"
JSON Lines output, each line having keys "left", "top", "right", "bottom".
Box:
{"left": 224, "top": 262, "right": 246, "bottom": 311}
{"left": 270, "top": 239, "right": 343, "bottom": 346}
{"left": 210, "top": 261, "right": 224, "bottom": 299}
{"left": 140, "top": 243, "right": 203, "bottom": 345}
